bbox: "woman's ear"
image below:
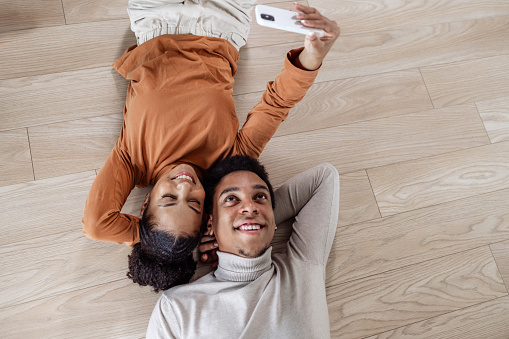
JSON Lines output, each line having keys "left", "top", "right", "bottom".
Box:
{"left": 206, "top": 215, "right": 214, "bottom": 236}
{"left": 140, "top": 193, "right": 150, "bottom": 216}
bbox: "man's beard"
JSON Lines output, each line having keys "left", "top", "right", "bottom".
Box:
{"left": 238, "top": 245, "right": 269, "bottom": 258}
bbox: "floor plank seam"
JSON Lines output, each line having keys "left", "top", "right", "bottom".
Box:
{"left": 362, "top": 169, "right": 382, "bottom": 218}
{"left": 25, "top": 127, "right": 36, "bottom": 182}
{"left": 59, "top": 0, "right": 67, "bottom": 25}
{"left": 488, "top": 244, "right": 509, "bottom": 293}
{"left": 473, "top": 101, "right": 496, "bottom": 144}
{"left": 418, "top": 67, "right": 436, "bottom": 110}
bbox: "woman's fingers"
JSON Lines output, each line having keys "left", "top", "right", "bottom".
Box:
{"left": 198, "top": 240, "right": 218, "bottom": 254}
{"left": 201, "top": 248, "right": 218, "bottom": 264}
{"left": 294, "top": 2, "right": 317, "bottom": 15}
{"left": 294, "top": 3, "right": 340, "bottom": 37}
{"left": 198, "top": 237, "right": 218, "bottom": 263}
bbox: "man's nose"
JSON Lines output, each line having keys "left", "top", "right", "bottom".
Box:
{"left": 241, "top": 201, "right": 258, "bottom": 215}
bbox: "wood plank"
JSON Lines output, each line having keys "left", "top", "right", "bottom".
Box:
{"left": 326, "top": 246, "right": 507, "bottom": 339}
{"left": 477, "top": 96, "right": 509, "bottom": 143}
{"left": 0, "top": 0, "right": 65, "bottom": 33}
{"left": 0, "top": 171, "right": 95, "bottom": 246}
{"left": 0, "top": 278, "right": 159, "bottom": 338}
{"left": 29, "top": 114, "right": 122, "bottom": 180}
{"left": 326, "top": 187, "right": 509, "bottom": 286}
{"left": 491, "top": 240, "right": 509, "bottom": 291}
{"left": 365, "top": 296, "right": 509, "bottom": 339}
{"left": 235, "top": 15, "right": 509, "bottom": 94}
{"left": 0, "top": 20, "right": 136, "bottom": 80}
{"left": 61, "top": 0, "right": 298, "bottom": 25}
{"left": 368, "top": 141, "right": 509, "bottom": 217}
{"left": 235, "top": 69, "right": 433, "bottom": 137}
{"left": 309, "top": 0, "right": 509, "bottom": 36}
{"left": 0, "top": 129, "right": 33, "bottom": 187}
{"left": 421, "top": 55, "right": 509, "bottom": 108}
{"left": 0, "top": 66, "right": 127, "bottom": 131}
{"left": 62, "top": 0, "right": 128, "bottom": 24}
{"left": 259, "top": 103, "right": 490, "bottom": 186}
{"left": 0, "top": 231, "right": 131, "bottom": 309}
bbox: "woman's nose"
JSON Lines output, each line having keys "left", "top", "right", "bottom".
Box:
{"left": 175, "top": 181, "right": 191, "bottom": 195}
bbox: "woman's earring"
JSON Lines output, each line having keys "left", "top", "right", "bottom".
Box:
{"left": 275, "top": 226, "right": 278, "bottom": 231}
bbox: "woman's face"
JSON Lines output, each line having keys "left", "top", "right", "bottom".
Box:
{"left": 142, "top": 164, "right": 205, "bottom": 235}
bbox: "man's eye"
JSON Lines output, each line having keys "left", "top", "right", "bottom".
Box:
{"left": 255, "top": 193, "right": 267, "bottom": 200}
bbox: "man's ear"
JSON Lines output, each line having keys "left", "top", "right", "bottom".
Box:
{"left": 140, "top": 193, "right": 150, "bottom": 216}
{"left": 206, "top": 214, "right": 214, "bottom": 236}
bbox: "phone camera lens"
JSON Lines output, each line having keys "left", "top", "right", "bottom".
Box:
{"left": 261, "top": 14, "right": 275, "bottom": 21}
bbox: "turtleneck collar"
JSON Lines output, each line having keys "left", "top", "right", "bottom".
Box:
{"left": 214, "top": 247, "right": 273, "bottom": 282}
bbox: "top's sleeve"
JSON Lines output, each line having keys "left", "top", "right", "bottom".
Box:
{"left": 82, "top": 141, "right": 141, "bottom": 245}
{"left": 230, "top": 48, "right": 318, "bottom": 158}
{"left": 273, "top": 163, "right": 340, "bottom": 265}
{"left": 146, "top": 295, "right": 180, "bottom": 338}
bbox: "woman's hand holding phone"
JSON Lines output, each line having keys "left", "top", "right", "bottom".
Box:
{"left": 294, "top": 3, "right": 340, "bottom": 70}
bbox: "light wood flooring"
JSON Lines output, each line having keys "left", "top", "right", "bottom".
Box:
{"left": 2, "top": 0, "right": 509, "bottom": 337}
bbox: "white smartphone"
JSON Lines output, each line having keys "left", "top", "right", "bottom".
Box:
{"left": 255, "top": 5, "right": 325, "bottom": 37}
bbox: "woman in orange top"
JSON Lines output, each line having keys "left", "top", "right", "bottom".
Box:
{"left": 82, "top": 0, "right": 340, "bottom": 292}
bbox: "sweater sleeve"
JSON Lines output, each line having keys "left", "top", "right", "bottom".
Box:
{"left": 274, "top": 163, "right": 340, "bottom": 265}
{"left": 146, "top": 295, "right": 180, "bottom": 338}
{"left": 82, "top": 141, "right": 141, "bottom": 245}
{"left": 230, "top": 48, "right": 318, "bottom": 158}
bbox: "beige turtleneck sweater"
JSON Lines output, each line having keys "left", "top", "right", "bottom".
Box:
{"left": 147, "top": 163, "right": 340, "bottom": 338}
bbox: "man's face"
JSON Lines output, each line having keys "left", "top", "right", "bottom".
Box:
{"left": 142, "top": 164, "right": 205, "bottom": 236}
{"left": 208, "top": 171, "right": 276, "bottom": 258}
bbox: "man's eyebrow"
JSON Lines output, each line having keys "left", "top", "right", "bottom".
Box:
{"left": 219, "top": 185, "right": 268, "bottom": 197}
{"left": 219, "top": 187, "right": 239, "bottom": 197}
{"left": 253, "top": 184, "right": 269, "bottom": 191}
{"left": 158, "top": 202, "right": 200, "bottom": 214}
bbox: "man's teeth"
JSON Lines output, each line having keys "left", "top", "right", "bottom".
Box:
{"left": 238, "top": 225, "right": 261, "bottom": 231}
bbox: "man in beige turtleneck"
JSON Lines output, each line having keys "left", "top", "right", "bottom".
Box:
{"left": 147, "top": 156, "right": 340, "bottom": 338}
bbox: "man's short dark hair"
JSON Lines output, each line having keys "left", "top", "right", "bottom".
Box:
{"left": 205, "top": 155, "right": 275, "bottom": 215}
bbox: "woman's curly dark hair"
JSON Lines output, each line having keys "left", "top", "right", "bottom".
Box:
{"left": 127, "top": 205, "right": 201, "bottom": 293}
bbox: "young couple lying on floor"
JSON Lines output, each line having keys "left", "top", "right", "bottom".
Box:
{"left": 82, "top": 1, "right": 340, "bottom": 337}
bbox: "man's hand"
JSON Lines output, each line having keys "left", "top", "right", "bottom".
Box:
{"left": 294, "top": 3, "right": 340, "bottom": 70}
{"left": 199, "top": 234, "right": 219, "bottom": 268}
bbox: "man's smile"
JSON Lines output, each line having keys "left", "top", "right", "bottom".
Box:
{"left": 235, "top": 222, "right": 266, "bottom": 234}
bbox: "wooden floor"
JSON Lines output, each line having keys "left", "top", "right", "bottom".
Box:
{"left": 2, "top": 0, "right": 509, "bottom": 337}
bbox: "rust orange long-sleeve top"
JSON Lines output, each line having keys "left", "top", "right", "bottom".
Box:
{"left": 82, "top": 35, "right": 318, "bottom": 246}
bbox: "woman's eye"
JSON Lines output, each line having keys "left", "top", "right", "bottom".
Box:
{"left": 189, "top": 199, "right": 201, "bottom": 205}
{"left": 163, "top": 194, "right": 176, "bottom": 199}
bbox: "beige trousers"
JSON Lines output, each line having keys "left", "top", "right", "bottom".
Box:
{"left": 127, "top": 0, "right": 256, "bottom": 50}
